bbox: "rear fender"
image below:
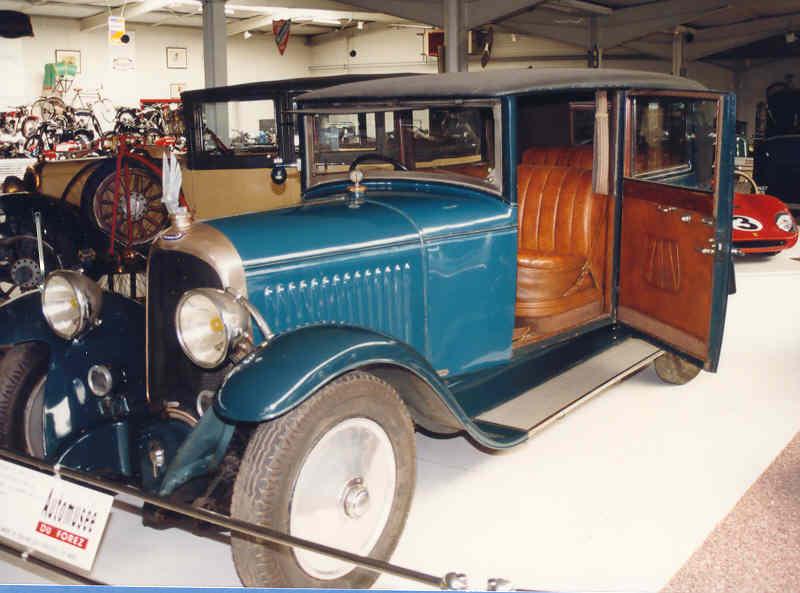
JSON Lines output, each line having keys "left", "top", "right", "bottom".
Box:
{"left": 214, "top": 325, "right": 525, "bottom": 449}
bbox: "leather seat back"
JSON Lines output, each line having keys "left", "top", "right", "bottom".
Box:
{"left": 517, "top": 165, "right": 602, "bottom": 258}
{"left": 521, "top": 145, "right": 593, "bottom": 170}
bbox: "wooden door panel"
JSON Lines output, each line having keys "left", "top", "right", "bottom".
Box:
{"left": 618, "top": 189, "right": 714, "bottom": 361}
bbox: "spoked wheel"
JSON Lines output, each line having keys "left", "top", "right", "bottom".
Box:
{"left": 93, "top": 99, "right": 117, "bottom": 125}
{"left": 0, "top": 236, "right": 60, "bottom": 302}
{"left": 231, "top": 371, "right": 416, "bottom": 589}
{"left": 654, "top": 352, "right": 702, "bottom": 385}
{"left": 81, "top": 159, "right": 169, "bottom": 246}
{"left": 20, "top": 116, "right": 39, "bottom": 139}
{"left": 31, "top": 97, "right": 64, "bottom": 122}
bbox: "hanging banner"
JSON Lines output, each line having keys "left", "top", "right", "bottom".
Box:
{"left": 111, "top": 30, "right": 136, "bottom": 71}
{"left": 108, "top": 15, "right": 126, "bottom": 46}
{"left": 273, "top": 19, "right": 291, "bottom": 55}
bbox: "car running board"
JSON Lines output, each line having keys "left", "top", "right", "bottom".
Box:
{"left": 475, "top": 338, "right": 662, "bottom": 435}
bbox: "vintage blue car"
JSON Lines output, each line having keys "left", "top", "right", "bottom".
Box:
{"left": 0, "top": 69, "right": 735, "bottom": 588}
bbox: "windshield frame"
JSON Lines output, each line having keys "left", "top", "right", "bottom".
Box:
{"left": 300, "top": 99, "right": 504, "bottom": 196}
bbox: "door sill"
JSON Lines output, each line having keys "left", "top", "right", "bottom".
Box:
{"left": 476, "top": 337, "right": 662, "bottom": 435}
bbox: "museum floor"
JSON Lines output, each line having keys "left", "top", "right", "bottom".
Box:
{"left": 1, "top": 244, "right": 799, "bottom": 592}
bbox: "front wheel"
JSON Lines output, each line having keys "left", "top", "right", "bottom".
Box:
{"left": 654, "top": 352, "right": 702, "bottom": 385}
{"left": 230, "top": 370, "right": 416, "bottom": 589}
{"left": 0, "top": 343, "right": 48, "bottom": 455}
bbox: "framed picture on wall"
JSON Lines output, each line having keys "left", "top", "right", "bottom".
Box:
{"left": 170, "top": 82, "right": 187, "bottom": 98}
{"left": 166, "top": 47, "right": 188, "bottom": 69}
{"left": 55, "top": 49, "right": 81, "bottom": 73}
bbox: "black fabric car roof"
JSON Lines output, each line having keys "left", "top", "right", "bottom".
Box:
{"left": 299, "top": 68, "right": 707, "bottom": 103}
{"left": 180, "top": 73, "right": 411, "bottom": 103}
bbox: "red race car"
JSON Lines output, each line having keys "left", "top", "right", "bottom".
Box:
{"left": 732, "top": 171, "right": 798, "bottom": 255}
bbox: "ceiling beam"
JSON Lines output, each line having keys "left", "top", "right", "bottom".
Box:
{"left": 81, "top": 0, "right": 172, "bottom": 30}
{"left": 628, "top": 12, "right": 800, "bottom": 61}
{"left": 600, "top": 0, "right": 728, "bottom": 47}
{"left": 550, "top": 0, "right": 612, "bottom": 16}
{"left": 503, "top": 8, "right": 588, "bottom": 48}
{"left": 465, "top": 0, "right": 546, "bottom": 30}
{"left": 688, "top": 31, "right": 799, "bottom": 60}
{"left": 228, "top": 0, "right": 358, "bottom": 8}
{"left": 228, "top": 14, "right": 271, "bottom": 36}
{"left": 693, "top": 12, "right": 800, "bottom": 42}
{"left": 339, "top": 0, "right": 441, "bottom": 26}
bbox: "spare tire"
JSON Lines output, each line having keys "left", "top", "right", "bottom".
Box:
{"left": 80, "top": 158, "right": 169, "bottom": 247}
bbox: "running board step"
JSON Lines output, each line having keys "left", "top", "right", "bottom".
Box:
{"left": 476, "top": 338, "right": 662, "bottom": 435}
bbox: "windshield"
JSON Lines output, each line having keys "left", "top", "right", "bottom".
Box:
{"left": 305, "top": 101, "right": 501, "bottom": 192}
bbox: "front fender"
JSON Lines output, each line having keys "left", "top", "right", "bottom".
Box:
{"left": 214, "top": 325, "right": 528, "bottom": 449}
{"left": 216, "top": 325, "right": 456, "bottom": 423}
{"left": 0, "top": 290, "right": 147, "bottom": 460}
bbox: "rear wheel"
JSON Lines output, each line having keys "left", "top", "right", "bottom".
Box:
{"left": 230, "top": 370, "right": 415, "bottom": 589}
{"left": 654, "top": 352, "right": 702, "bottom": 385}
{"left": 0, "top": 343, "right": 48, "bottom": 454}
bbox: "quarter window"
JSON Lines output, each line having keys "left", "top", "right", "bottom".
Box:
{"left": 197, "top": 99, "right": 279, "bottom": 162}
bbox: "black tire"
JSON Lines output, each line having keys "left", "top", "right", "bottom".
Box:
{"left": 0, "top": 343, "right": 48, "bottom": 452}
{"left": 81, "top": 159, "right": 168, "bottom": 247}
{"left": 653, "top": 352, "right": 702, "bottom": 385}
{"left": 231, "top": 370, "right": 416, "bottom": 589}
{"left": 20, "top": 116, "right": 39, "bottom": 139}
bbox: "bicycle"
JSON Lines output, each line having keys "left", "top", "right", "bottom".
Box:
{"left": 68, "top": 84, "right": 117, "bottom": 126}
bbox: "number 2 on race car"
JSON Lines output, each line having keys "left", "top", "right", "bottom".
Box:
{"left": 732, "top": 215, "right": 763, "bottom": 232}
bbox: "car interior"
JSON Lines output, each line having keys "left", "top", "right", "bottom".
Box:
{"left": 512, "top": 91, "right": 615, "bottom": 347}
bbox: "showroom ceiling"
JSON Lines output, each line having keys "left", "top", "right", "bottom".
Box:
{"left": 1, "top": 0, "right": 799, "bottom": 63}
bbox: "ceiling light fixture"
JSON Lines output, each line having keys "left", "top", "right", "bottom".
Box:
{"left": 357, "top": 20, "right": 364, "bottom": 30}
{"left": 786, "top": 31, "right": 797, "bottom": 44}
{"left": 243, "top": 30, "right": 252, "bottom": 39}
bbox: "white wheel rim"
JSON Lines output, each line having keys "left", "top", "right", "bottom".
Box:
{"left": 290, "top": 417, "right": 397, "bottom": 580}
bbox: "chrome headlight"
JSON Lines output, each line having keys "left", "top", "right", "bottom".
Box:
{"left": 42, "top": 270, "right": 103, "bottom": 340}
{"left": 776, "top": 212, "right": 796, "bottom": 233}
{"left": 175, "top": 288, "right": 249, "bottom": 369}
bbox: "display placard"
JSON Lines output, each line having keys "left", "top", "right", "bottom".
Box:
{"left": 0, "top": 460, "right": 113, "bottom": 572}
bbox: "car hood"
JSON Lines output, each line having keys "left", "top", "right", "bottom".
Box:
{"left": 734, "top": 191, "right": 792, "bottom": 220}
{"left": 206, "top": 185, "right": 515, "bottom": 269}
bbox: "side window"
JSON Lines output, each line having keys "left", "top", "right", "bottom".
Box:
{"left": 630, "top": 97, "right": 717, "bottom": 191}
{"left": 195, "top": 98, "right": 278, "bottom": 166}
{"left": 570, "top": 102, "right": 595, "bottom": 145}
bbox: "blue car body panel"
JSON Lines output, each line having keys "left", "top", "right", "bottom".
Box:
{"left": 208, "top": 181, "right": 518, "bottom": 377}
{"left": 0, "top": 291, "right": 147, "bottom": 466}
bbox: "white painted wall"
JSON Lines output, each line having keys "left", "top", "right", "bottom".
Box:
{"left": 1, "top": 15, "right": 766, "bottom": 129}
{"left": 308, "top": 25, "right": 735, "bottom": 94}
{"left": 0, "top": 16, "right": 311, "bottom": 109}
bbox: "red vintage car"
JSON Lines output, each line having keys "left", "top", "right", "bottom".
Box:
{"left": 733, "top": 171, "right": 798, "bottom": 255}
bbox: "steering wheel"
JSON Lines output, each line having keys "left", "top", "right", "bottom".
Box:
{"left": 206, "top": 128, "right": 234, "bottom": 156}
{"left": 349, "top": 153, "right": 407, "bottom": 172}
{"left": 734, "top": 169, "right": 760, "bottom": 194}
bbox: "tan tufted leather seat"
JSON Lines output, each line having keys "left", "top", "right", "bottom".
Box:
{"left": 521, "top": 145, "right": 594, "bottom": 170}
{"left": 516, "top": 164, "right": 608, "bottom": 327}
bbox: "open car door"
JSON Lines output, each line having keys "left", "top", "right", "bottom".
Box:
{"left": 618, "top": 90, "right": 735, "bottom": 371}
